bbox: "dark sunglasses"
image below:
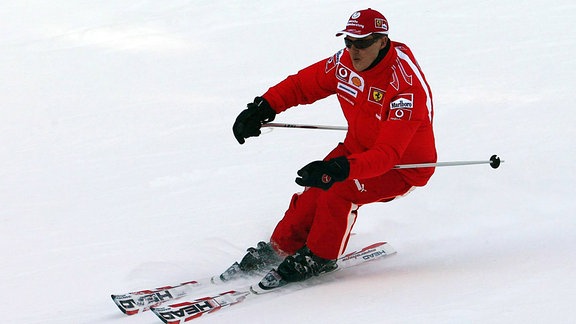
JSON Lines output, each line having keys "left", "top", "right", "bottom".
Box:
{"left": 344, "top": 36, "right": 381, "bottom": 49}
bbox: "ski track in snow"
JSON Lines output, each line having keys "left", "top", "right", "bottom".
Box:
{"left": 1, "top": 1, "right": 575, "bottom": 323}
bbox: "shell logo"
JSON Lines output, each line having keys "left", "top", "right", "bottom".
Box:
{"left": 351, "top": 76, "right": 362, "bottom": 87}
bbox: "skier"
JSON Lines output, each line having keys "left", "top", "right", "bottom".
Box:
{"left": 232, "top": 8, "right": 437, "bottom": 284}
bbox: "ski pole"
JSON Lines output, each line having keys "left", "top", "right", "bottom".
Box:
{"left": 394, "top": 155, "right": 503, "bottom": 169}
{"left": 262, "top": 123, "right": 503, "bottom": 169}
{"left": 263, "top": 122, "right": 348, "bottom": 131}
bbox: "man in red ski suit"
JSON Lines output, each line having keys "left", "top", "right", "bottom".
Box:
{"left": 232, "top": 8, "right": 436, "bottom": 283}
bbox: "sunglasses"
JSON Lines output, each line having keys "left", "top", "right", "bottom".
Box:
{"left": 344, "top": 36, "right": 381, "bottom": 50}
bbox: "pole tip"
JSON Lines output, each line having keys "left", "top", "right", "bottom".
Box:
{"left": 489, "top": 155, "right": 502, "bottom": 169}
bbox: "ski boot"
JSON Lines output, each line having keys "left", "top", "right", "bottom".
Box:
{"left": 213, "top": 241, "right": 282, "bottom": 283}
{"left": 277, "top": 246, "right": 337, "bottom": 282}
{"left": 253, "top": 246, "right": 338, "bottom": 292}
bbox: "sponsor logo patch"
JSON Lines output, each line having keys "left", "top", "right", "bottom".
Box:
{"left": 368, "top": 87, "right": 385, "bottom": 105}
{"left": 351, "top": 76, "right": 362, "bottom": 88}
{"left": 337, "top": 82, "right": 358, "bottom": 97}
{"left": 390, "top": 93, "right": 414, "bottom": 109}
{"left": 336, "top": 66, "right": 364, "bottom": 91}
{"left": 388, "top": 93, "right": 414, "bottom": 121}
{"left": 388, "top": 108, "right": 412, "bottom": 121}
{"left": 326, "top": 56, "right": 336, "bottom": 73}
{"left": 337, "top": 66, "right": 350, "bottom": 82}
{"left": 325, "top": 50, "right": 343, "bottom": 73}
{"left": 375, "top": 18, "right": 388, "bottom": 31}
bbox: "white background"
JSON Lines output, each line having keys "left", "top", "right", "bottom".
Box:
{"left": 1, "top": 1, "right": 575, "bottom": 323}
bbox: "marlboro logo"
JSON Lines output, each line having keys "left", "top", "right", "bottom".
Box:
{"left": 390, "top": 93, "right": 413, "bottom": 109}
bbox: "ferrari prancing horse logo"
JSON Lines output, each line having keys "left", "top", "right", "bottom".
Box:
{"left": 368, "top": 87, "right": 385, "bottom": 104}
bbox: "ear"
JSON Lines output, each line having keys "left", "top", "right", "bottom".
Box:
{"left": 379, "top": 36, "right": 388, "bottom": 50}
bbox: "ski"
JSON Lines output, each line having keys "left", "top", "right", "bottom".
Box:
{"left": 151, "top": 290, "right": 252, "bottom": 323}
{"left": 111, "top": 261, "right": 263, "bottom": 315}
{"left": 111, "top": 280, "right": 204, "bottom": 315}
{"left": 151, "top": 241, "right": 396, "bottom": 323}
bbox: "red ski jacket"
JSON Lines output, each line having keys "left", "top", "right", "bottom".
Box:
{"left": 262, "top": 41, "right": 437, "bottom": 186}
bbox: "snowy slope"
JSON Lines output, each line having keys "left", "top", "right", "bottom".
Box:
{"left": 1, "top": 0, "right": 575, "bottom": 323}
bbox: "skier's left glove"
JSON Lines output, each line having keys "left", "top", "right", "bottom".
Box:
{"left": 295, "top": 156, "right": 350, "bottom": 190}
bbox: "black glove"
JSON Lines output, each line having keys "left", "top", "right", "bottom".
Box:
{"left": 295, "top": 156, "right": 350, "bottom": 190}
{"left": 233, "top": 97, "right": 276, "bottom": 144}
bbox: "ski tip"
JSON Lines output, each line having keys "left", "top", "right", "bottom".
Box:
{"left": 110, "top": 295, "right": 137, "bottom": 315}
{"left": 381, "top": 242, "right": 397, "bottom": 255}
{"left": 342, "top": 241, "right": 396, "bottom": 257}
{"left": 375, "top": 241, "right": 398, "bottom": 255}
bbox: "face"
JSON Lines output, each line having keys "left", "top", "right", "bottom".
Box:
{"left": 344, "top": 35, "right": 387, "bottom": 71}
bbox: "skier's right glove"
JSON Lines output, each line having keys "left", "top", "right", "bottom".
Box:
{"left": 295, "top": 156, "right": 350, "bottom": 190}
{"left": 233, "top": 97, "right": 276, "bottom": 144}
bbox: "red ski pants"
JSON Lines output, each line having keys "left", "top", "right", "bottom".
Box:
{"left": 270, "top": 168, "right": 414, "bottom": 260}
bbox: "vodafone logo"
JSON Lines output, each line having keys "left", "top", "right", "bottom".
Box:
{"left": 338, "top": 67, "right": 349, "bottom": 80}
{"left": 322, "top": 174, "right": 332, "bottom": 184}
{"left": 394, "top": 109, "right": 407, "bottom": 119}
{"left": 389, "top": 108, "right": 412, "bottom": 121}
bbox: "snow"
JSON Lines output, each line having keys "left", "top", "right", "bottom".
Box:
{"left": 1, "top": 0, "right": 575, "bottom": 323}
